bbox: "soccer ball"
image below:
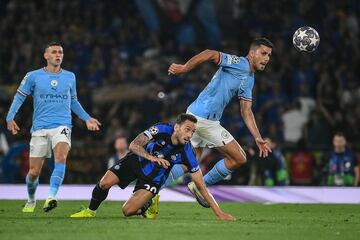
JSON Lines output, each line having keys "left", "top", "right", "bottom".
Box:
{"left": 292, "top": 26, "right": 320, "bottom": 52}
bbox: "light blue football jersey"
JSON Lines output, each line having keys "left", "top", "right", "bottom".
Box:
{"left": 14, "top": 68, "right": 87, "bottom": 132}
{"left": 187, "top": 52, "right": 254, "bottom": 121}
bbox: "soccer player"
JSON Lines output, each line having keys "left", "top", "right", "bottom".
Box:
{"left": 70, "top": 114, "right": 235, "bottom": 221}
{"left": 6, "top": 42, "right": 101, "bottom": 212}
{"left": 167, "top": 38, "right": 273, "bottom": 207}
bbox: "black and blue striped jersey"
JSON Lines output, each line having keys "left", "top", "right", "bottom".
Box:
{"left": 138, "top": 122, "right": 199, "bottom": 186}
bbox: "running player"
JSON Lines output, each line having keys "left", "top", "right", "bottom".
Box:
{"left": 167, "top": 38, "right": 273, "bottom": 207}
{"left": 6, "top": 42, "right": 101, "bottom": 212}
{"left": 70, "top": 114, "right": 234, "bottom": 221}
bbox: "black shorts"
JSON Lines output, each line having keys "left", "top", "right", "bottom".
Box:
{"left": 109, "top": 153, "right": 160, "bottom": 195}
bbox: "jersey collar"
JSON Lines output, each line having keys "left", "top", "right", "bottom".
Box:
{"left": 43, "top": 67, "right": 62, "bottom": 74}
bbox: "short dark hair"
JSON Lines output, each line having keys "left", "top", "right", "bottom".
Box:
{"left": 44, "top": 42, "right": 62, "bottom": 52}
{"left": 175, "top": 113, "right": 197, "bottom": 125}
{"left": 334, "top": 132, "right": 346, "bottom": 138}
{"left": 250, "top": 37, "right": 274, "bottom": 49}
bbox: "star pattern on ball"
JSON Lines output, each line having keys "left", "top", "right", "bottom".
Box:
{"left": 297, "top": 30, "right": 308, "bottom": 39}
{"left": 293, "top": 26, "right": 320, "bottom": 52}
{"left": 309, "top": 36, "right": 318, "bottom": 46}
{"left": 298, "top": 43, "right": 307, "bottom": 51}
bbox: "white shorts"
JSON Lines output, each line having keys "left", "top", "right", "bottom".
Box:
{"left": 187, "top": 111, "right": 234, "bottom": 148}
{"left": 29, "top": 126, "right": 71, "bottom": 158}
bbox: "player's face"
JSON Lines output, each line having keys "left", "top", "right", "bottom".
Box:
{"left": 333, "top": 136, "right": 346, "bottom": 150}
{"left": 44, "top": 46, "right": 64, "bottom": 67}
{"left": 174, "top": 120, "right": 196, "bottom": 145}
{"left": 250, "top": 45, "right": 272, "bottom": 71}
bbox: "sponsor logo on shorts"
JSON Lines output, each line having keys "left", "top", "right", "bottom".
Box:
{"left": 114, "top": 164, "right": 120, "bottom": 170}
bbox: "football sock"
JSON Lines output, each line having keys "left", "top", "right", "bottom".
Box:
{"left": 26, "top": 174, "right": 39, "bottom": 202}
{"left": 203, "top": 159, "right": 232, "bottom": 186}
{"left": 161, "top": 164, "right": 185, "bottom": 189}
{"left": 89, "top": 183, "right": 109, "bottom": 211}
{"left": 48, "top": 162, "right": 66, "bottom": 198}
{"left": 139, "top": 199, "right": 153, "bottom": 216}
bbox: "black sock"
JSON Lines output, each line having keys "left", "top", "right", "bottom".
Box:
{"left": 139, "top": 198, "right": 152, "bottom": 216}
{"left": 89, "top": 183, "right": 109, "bottom": 211}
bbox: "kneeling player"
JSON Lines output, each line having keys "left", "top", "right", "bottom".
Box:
{"left": 70, "top": 113, "right": 235, "bottom": 221}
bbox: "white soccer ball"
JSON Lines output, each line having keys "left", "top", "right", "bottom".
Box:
{"left": 292, "top": 26, "right": 320, "bottom": 52}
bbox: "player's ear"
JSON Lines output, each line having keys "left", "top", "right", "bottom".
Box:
{"left": 249, "top": 48, "right": 255, "bottom": 58}
{"left": 174, "top": 123, "right": 180, "bottom": 131}
{"left": 43, "top": 52, "right": 48, "bottom": 60}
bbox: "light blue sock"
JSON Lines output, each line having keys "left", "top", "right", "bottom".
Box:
{"left": 161, "top": 164, "right": 185, "bottom": 189}
{"left": 48, "top": 162, "right": 66, "bottom": 198}
{"left": 204, "top": 159, "right": 232, "bottom": 186}
{"left": 26, "top": 174, "right": 39, "bottom": 202}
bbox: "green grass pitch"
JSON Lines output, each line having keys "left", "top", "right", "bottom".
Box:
{"left": 0, "top": 200, "right": 359, "bottom": 240}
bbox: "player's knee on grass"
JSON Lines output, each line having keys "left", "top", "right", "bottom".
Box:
{"left": 122, "top": 204, "right": 137, "bottom": 217}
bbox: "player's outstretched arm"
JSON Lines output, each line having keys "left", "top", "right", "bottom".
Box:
{"left": 190, "top": 170, "right": 235, "bottom": 221}
{"left": 168, "top": 49, "right": 220, "bottom": 75}
{"left": 240, "top": 99, "right": 271, "bottom": 158}
{"left": 129, "top": 133, "right": 170, "bottom": 169}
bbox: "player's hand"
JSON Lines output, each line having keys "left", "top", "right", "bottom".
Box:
{"left": 168, "top": 63, "right": 187, "bottom": 75}
{"left": 255, "top": 137, "right": 272, "bottom": 158}
{"left": 86, "top": 118, "right": 101, "bottom": 131}
{"left": 7, "top": 120, "right": 20, "bottom": 135}
{"left": 216, "top": 212, "right": 236, "bottom": 221}
{"left": 150, "top": 157, "right": 171, "bottom": 169}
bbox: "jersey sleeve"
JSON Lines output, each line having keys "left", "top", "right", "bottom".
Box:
{"left": 143, "top": 123, "right": 172, "bottom": 140}
{"left": 70, "top": 73, "right": 91, "bottom": 121}
{"left": 17, "top": 72, "right": 35, "bottom": 96}
{"left": 238, "top": 76, "right": 254, "bottom": 101}
{"left": 182, "top": 144, "right": 200, "bottom": 173}
{"left": 218, "top": 52, "right": 243, "bottom": 70}
{"left": 70, "top": 73, "right": 77, "bottom": 99}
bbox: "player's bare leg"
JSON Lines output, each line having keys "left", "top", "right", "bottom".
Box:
{"left": 202, "top": 139, "right": 246, "bottom": 186}
{"left": 44, "top": 142, "right": 70, "bottom": 212}
{"left": 215, "top": 140, "right": 246, "bottom": 171}
{"left": 99, "top": 170, "right": 120, "bottom": 189}
{"left": 28, "top": 157, "right": 46, "bottom": 182}
{"left": 23, "top": 157, "right": 45, "bottom": 212}
{"left": 122, "top": 189, "right": 154, "bottom": 217}
{"left": 189, "top": 140, "right": 246, "bottom": 208}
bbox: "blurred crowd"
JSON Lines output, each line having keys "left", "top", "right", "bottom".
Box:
{"left": 1, "top": 0, "right": 359, "bottom": 185}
